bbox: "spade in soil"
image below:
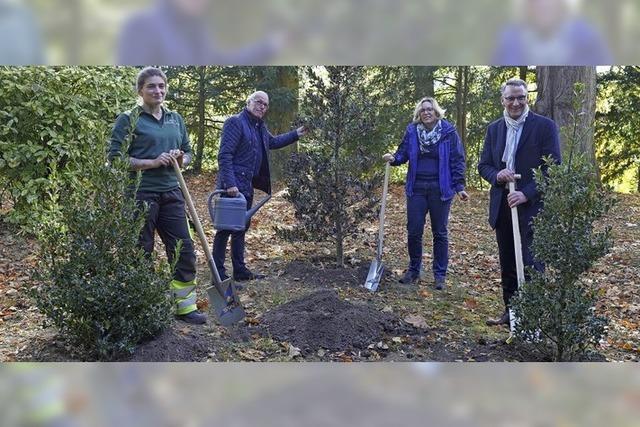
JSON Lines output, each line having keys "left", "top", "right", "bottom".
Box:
{"left": 173, "top": 159, "right": 245, "bottom": 326}
{"left": 365, "top": 162, "right": 390, "bottom": 292}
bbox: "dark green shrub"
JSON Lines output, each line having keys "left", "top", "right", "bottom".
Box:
{"left": 31, "top": 110, "right": 173, "bottom": 360}
{"left": 511, "top": 85, "right": 613, "bottom": 361}
{"left": 0, "top": 66, "right": 137, "bottom": 231}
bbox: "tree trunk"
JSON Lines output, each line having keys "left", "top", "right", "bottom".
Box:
{"left": 193, "top": 66, "right": 207, "bottom": 173}
{"left": 455, "top": 67, "right": 470, "bottom": 182}
{"left": 412, "top": 66, "right": 435, "bottom": 99}
{"left": 534, "top": 66, "right": 599, "bottom": 181}
{"left": 637, "top": 164, "right": 640, "bottom": 193}
{"left": 519, "top": 66, "right": 528, "bottom": 81}
{"left": 266, "top": 67, "right": 299, "bottom": 183}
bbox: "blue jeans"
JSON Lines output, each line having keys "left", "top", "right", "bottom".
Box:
{"left": 406, "top": 179, "right": 452, "bottom": 280}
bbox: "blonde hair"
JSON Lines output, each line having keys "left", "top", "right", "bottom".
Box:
{"left": 412, "top": 97, "right": 445, "bottom": 123}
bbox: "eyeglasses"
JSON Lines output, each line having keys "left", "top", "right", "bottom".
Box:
{"left": 253, "top": 99, "right": 269, "bottom": 109}
{"left": 504, "top": 95, "right": 527, "bottom": 103}
{"left": 420, "top": 107, "right": 435, "bottom": 113}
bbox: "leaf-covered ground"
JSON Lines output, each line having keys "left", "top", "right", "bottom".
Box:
{"left": 1, "top": 172, "right": 638, "bottom": 361}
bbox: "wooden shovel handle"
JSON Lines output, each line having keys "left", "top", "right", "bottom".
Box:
{"left": 171, "top": 158, "right": 224, "bottom": 287}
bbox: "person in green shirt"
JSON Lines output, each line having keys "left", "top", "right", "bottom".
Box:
{"left": 108, "top": 66, "right": 206, "bottom": 325}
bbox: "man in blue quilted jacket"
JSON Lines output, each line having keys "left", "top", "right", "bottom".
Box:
{"left": 213, "top": 91, "right": 307, "bottom": 281}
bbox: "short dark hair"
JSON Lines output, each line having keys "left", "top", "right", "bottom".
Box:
{"left": 136, "top": 67, "right": 167, "bottom": 92}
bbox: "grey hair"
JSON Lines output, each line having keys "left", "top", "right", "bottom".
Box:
{"left": 500, "top": 78, "right": 528, "bottom": 95}
{"left": 412, "top": 97, "right": 446, "bottom": 123}
{"left": 136, "top": 67, "right": 167, "bottom": 92}
{"left": 246, "top": 91, "right": 269, "bottom": 105}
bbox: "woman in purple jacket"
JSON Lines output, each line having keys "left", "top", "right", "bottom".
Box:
{"left": 383, "top": 97, "right": 469, "bottom": 289}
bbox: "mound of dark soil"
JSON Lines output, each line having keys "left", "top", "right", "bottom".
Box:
{"left": 131, "top": 323, "right": 212, "bottom": 362}
{"left": 282, "top": 260, "right": 372, "bottom": 287}
{"left": 258, "top": 289, "right": 417, "bottom": 354}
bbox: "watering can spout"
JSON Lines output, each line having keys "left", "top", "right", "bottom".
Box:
{"left": 246, "top": 194, "right": 271, "bottom": 220}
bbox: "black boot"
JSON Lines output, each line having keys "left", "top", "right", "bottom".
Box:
{"left": 399, "top": 270, "right": 419, "bottom": 284}
{"left": 486, "top": 310, "right": 509, "bottom": 326}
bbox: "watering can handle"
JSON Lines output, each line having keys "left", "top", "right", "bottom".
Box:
{"left": 211, "top": 189, "right": 245, "bottom": 199}
{"left": 207, "top": 190, "right": 247, "bottom": 223}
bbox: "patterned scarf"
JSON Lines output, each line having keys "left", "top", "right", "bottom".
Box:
{"left": 502, "top": 105, "right": 529, "bottom": 171}
{"left": 417, "top": 120, "right": 442, "bottom": 154}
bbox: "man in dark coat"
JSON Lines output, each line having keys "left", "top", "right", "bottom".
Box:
{"left": 478, "top": 78, "right": 561, "bottom": 326}
{"left": 213, "top": 91, "right": 307, "bottom": 281}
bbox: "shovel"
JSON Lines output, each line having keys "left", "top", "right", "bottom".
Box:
{"left": 172, "top": 159, "right": 245, "bottom": 326}
{"left": 364, "top": 162, "right": 390, "bottom": 292}
{"left": 506, "top": 174, "right": 524, "bottom": 344}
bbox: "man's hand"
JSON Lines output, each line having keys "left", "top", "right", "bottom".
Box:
{"left": 382, "top": 153, "right": 394, "bottom": 163}
{"left": 457, "top": 190, "right": 469, "bottom": 201}
{"left": 226, "top": 186, "right": 239, "bottom": 197}
{"left": 296, "top": 126, "right": 309, "bottom": 137}
{"left": 496, "top": 168, "right": 516, "bottom": 184}
{"left": 507, "top": 190, "right": 528, "bottom": 208}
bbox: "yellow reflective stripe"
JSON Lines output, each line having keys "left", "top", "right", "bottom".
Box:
{"left": 171, "top": 279, "right": 197, "bottom": 314}
{"left": 170, "top": 278, "right": 196, "bottom": 289}
{"left": 170, "top": 279, "right": 196, "bottom": 298}
{"left": 172, "top": 286, "right": 195, "bottom": 299}
{"left": 177, "top": 294, "right": 196, "bottom": 309}
{"left": 176, "top": 297, "right": 197, "bottom": 315}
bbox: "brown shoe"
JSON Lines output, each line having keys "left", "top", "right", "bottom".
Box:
{"left": 486, "top": 311, "right": 510, "bottom": 326}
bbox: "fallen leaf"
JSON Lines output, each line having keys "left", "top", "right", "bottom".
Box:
{"left": 177, "top": 326, "right": 191, "bottom": 335}
{"left": 244, "top": 317, "right": 260, "bottom": 326}
{"left": 368, "top": 350, "right": 381, "bottom": 361}
{"left": 288, "top": 344, "right": 302, "bottom": 359}
{"left": 419, "top": 290, "right": 432, "bottom": 299}
{"left": 196, "top": 298, "right": 209, "bottom": 311}
{"left": 463, "top": 298, "right": 478, "bottom": 309}
{"left": 404, "top": 314, "right": 428, "bottom": 329}
{"left": 338, "top": 354, "right": 353, "bottom": 362}
{"left": 238, "top": 349, "right": 265, "bottom": 361}
{"left": 376, "top": 341, "right": 389, "bottom": 350}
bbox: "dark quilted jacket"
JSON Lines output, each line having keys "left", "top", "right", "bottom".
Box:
{"left": 217, "top": 109, "right": 299, "bottom": 196}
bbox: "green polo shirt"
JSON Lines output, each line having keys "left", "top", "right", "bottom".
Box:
{"left": 108, "top": 106, "right": 191, "bottom": 193}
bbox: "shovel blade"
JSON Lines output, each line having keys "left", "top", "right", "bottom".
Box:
{"left": 206, "top": 279, "right": 245, "bottom": 326}
{"left": 364, "top": 259, "right": 384, "bottom": 292}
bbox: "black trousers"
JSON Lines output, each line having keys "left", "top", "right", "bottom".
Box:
{"left": 136, "top": 188, "right": 196, "bottom": 283}
{"left": 494, "top": 190, "right": 541, "bottom": 309}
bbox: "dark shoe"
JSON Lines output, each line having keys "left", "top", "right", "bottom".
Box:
{"left": 486, "top": 311, "right": 510, "bottom": 326}
{"left": 176, "top": 310, "right": 207, "bottom": 325}
{"left": 233, "top": 270, "right": 266, "bottom": 282}
{"left": 434, "top": 277, "right": 446, "bottom": 290}
{"left": 399, "top": 270, "right": 419, "bottom": 284}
